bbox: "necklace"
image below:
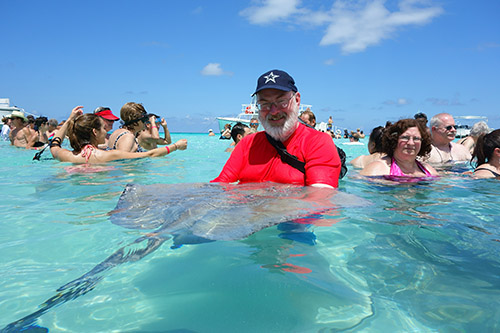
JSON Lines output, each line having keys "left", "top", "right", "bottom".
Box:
{"left": 435, "top": 143, "right": 454, "bottom": 163}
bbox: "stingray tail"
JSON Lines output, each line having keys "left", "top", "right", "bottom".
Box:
{"left": 1, "top": 234, "right": 170, "bottom": 333}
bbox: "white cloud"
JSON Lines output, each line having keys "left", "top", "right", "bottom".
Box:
{"left": 201, "top": 63, "right": 232, "bottom": 76}
{"left": 240, "top": 0, "right": 301, "bottom": 25}
{"left": 324, "top": 58, "right": 335, "bottom": 65}
{"left": 241, "top": 0, "right": 443, "bottom": 54}
{"left": 383, "top": 97, "right": 411, "bottom": 106}
{"left": 192, "top": 6, "right": 203, "bottom": 15}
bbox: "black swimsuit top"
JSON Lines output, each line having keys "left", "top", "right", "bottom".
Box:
{"left": 474, "top": 168, "right": 500, "bottom": 177}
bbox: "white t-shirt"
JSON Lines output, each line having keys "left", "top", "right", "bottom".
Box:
{"left": 1, "top": 124, "right": 11, "bottom": 141}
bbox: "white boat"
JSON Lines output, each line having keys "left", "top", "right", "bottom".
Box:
{"left": 216, "top": 98, "right": 313, "bottom": 134}
{"left": 0, "top": 98, "right": 24, "bottom": 119}
{"left": 454, "top": 116, "right": 489, "bottom": 138}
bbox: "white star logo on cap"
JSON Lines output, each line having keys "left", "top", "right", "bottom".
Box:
{"left": 264, "top": 72, "right": 279, "bottom": 84}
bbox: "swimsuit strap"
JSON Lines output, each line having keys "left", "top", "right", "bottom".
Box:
{"left": 81, "top": 144, "right": 95, "bottom": 163}
{"left": 390, "top": 158, "right": 432, "bottom": 176}
{"left": 389, "top": 158, "right": 404, "bottom": 176}
{"left": 474, "top": 168, "right": 500, "bottom": 177}
{"left": 415, "top": 160, "right": 432, "bottom": 177}
{"left": 134, "top": 137, "right": 146, "bottom": 152}
{"left": 112, "top": 131, "right": 131, "bottom": 150}
{"left": 112, "top": 130, "right": 144, "bottom": 152}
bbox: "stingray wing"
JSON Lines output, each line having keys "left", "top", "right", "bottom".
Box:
{"left": 110, "top": 182, "right": 369, "bottom": 241}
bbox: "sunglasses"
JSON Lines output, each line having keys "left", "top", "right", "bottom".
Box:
{"left": 443, "top": 125, "right": 457, "bottom": 131}
{"left": 250, "top": 122, "right": 259, "bottom": 127}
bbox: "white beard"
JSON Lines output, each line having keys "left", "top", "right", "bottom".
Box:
{"left": 259, "top": 105, "right": 299, "bottom": 142}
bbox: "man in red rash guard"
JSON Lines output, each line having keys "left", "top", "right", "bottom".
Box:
{"left": 212, "top": 69, "right": 341, "bottom": 188}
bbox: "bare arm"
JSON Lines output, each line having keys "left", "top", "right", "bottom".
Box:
{"left": 101, "top": 139, "right": 188, "bottom": 162}
{"left": 148, "top": 115, "right": 160, "bottom": 140}
{"left": 50, "top": 106, "right": 83, "bottom": 161}
{"left": 156, "top": 118, "right": 172, "bottom": 145}
{"left": 360, "top": 159, "right": 390, "bottom": 176}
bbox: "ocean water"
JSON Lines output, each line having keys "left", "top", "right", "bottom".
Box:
{"left": 0, "top": 135, "right": 499, "bottom": 332}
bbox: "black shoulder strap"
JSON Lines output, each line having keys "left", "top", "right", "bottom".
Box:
{"left": 296, "top": 118, "right": 348, "bottom": 179}
{"left": 265, "top": 133, "right": 305, "bottom": 174}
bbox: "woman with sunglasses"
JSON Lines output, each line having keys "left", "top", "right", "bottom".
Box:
{"left": 137, "top": 115, "right": 172, "bottom": 150}
{"left": 472, "top": 129, "right": 500, "bottom": 179}
{"left": 50, "top": 106, "right": 187, "bottom": 164}
{"left": 360, "top": 119, "right": 438, "bottom": 180}
{"left": 107, "top": 102, "right": 153, "bottom": 152}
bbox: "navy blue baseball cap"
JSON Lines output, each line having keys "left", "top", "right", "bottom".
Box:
{"left": 252, "top": 69, "right": 298, "bottom": 96}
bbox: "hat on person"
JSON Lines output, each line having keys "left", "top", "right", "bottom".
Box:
{"left": 252, "top": 69, "right": 298, "bottom": 96}
{"left": 208, "top": 129, "right": 213, "bottom": 132}
{"left": 10, "top": 110, "right": 28, "bottom": 121}
{"left": 414, "top": 112, "right": 428, "bottom": 121}
{"left": 94, "top": 106, "right": 119, "bottom": 121}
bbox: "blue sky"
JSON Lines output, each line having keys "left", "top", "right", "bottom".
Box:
{"left": 1, "top": 0, "right": 499, "bottom": 133}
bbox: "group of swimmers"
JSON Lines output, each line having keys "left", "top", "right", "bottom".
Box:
{"left": 350, "top": 112, "right": 499, "bottom": 180}
{"left": 3, "top": 98, "right": 499, "bottom": 181}
{"left": 4, "top": 102, "right": 188, "bottom": 163}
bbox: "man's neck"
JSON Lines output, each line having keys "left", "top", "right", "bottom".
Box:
{"left": 433, "top": 139, "right": 452, "bottom": 151}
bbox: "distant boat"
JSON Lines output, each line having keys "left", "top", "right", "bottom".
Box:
{"left": 454, "top": 116, "right": 489, "bottom": 138}
{"left": 0, "top": 98, "right": 24, "bottom": 119}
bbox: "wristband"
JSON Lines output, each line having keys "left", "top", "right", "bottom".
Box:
{"left": 173, "top": 143, "right": 178, "bottom": 150}
{"left": 50, "top": 137, "right": 63, "bottom": 147}
{"left": 166, "top": 145, "right": 170, "bottom": 154}
{"left": 151, "top": 126, "right": 158, "bottom": 129}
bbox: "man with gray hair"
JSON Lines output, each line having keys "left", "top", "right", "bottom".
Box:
{"left": 212, "top": 69, "right": 342, "bottom": 187}
{"left": 457, "top": 121, "right": 490, "bottom": 155}
{"left": 46, "top": 118, "right": 59, "bottom": 140}
{"left": 426, "top": 112, "right": 471, "bottom": 164}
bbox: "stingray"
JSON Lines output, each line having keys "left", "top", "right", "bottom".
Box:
{"left": 2, "top": 182, "right": 369, "bottom": 332}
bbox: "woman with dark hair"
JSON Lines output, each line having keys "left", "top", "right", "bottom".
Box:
{"left": 360, "top": 118, "right": 438, "bottom": 179}
{"left": 108, "top": 102, "right": 155, "bottom": 152}
{"left": 50, "top": 106, "right": 187, "bottom": 164}
{"left": 350, "top": 125, "right": 386, "bottom": 168}
{"left": 472, "top": 129, "right": 500, "bottom": 179}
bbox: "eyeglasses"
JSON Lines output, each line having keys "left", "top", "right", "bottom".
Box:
{"left": 256, "top": 94, "right": 294, "bottom": 112}
{"left": 399, "top": 135, "right": 422, "bottom": 142}
{"left": 442, "top": 125, "right": 456, "bottom": 131}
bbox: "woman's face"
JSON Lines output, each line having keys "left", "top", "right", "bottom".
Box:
{"left": 95, "top": 120, "right": 108, "bottom": 145}
{"left": 395, "top": 126, "right": 422, "bottom": 159}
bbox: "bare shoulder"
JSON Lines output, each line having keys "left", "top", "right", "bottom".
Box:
{"left": 473, "top": 164, "right": 498, "bottom": 179}
{"left": 421, "top": 162, "right": 439, "bottom": 176}
{"left": 360, "top": 157, "right": 391, "bottom": 176}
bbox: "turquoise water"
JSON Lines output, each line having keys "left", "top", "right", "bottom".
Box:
{"left": 1, "top": 135, "right": 499, "bottom": 332}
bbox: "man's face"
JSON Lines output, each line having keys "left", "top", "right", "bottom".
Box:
{"left": 250, "top": 120, "right": 259, "bottom": 129}
{"left": 433, "top": 115, "right": 456, "bottom": 143}
{"left": 257, "top": 89, "right": 300, "bottom": 141}
{"left": 236, "top": 127, "right": 252, "bottom": 144}
{"left": 102, "top": 118, "right": 115, "bottom": 132}
{"left": 12, "top": 117, "right": 24, "bottom": 127}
